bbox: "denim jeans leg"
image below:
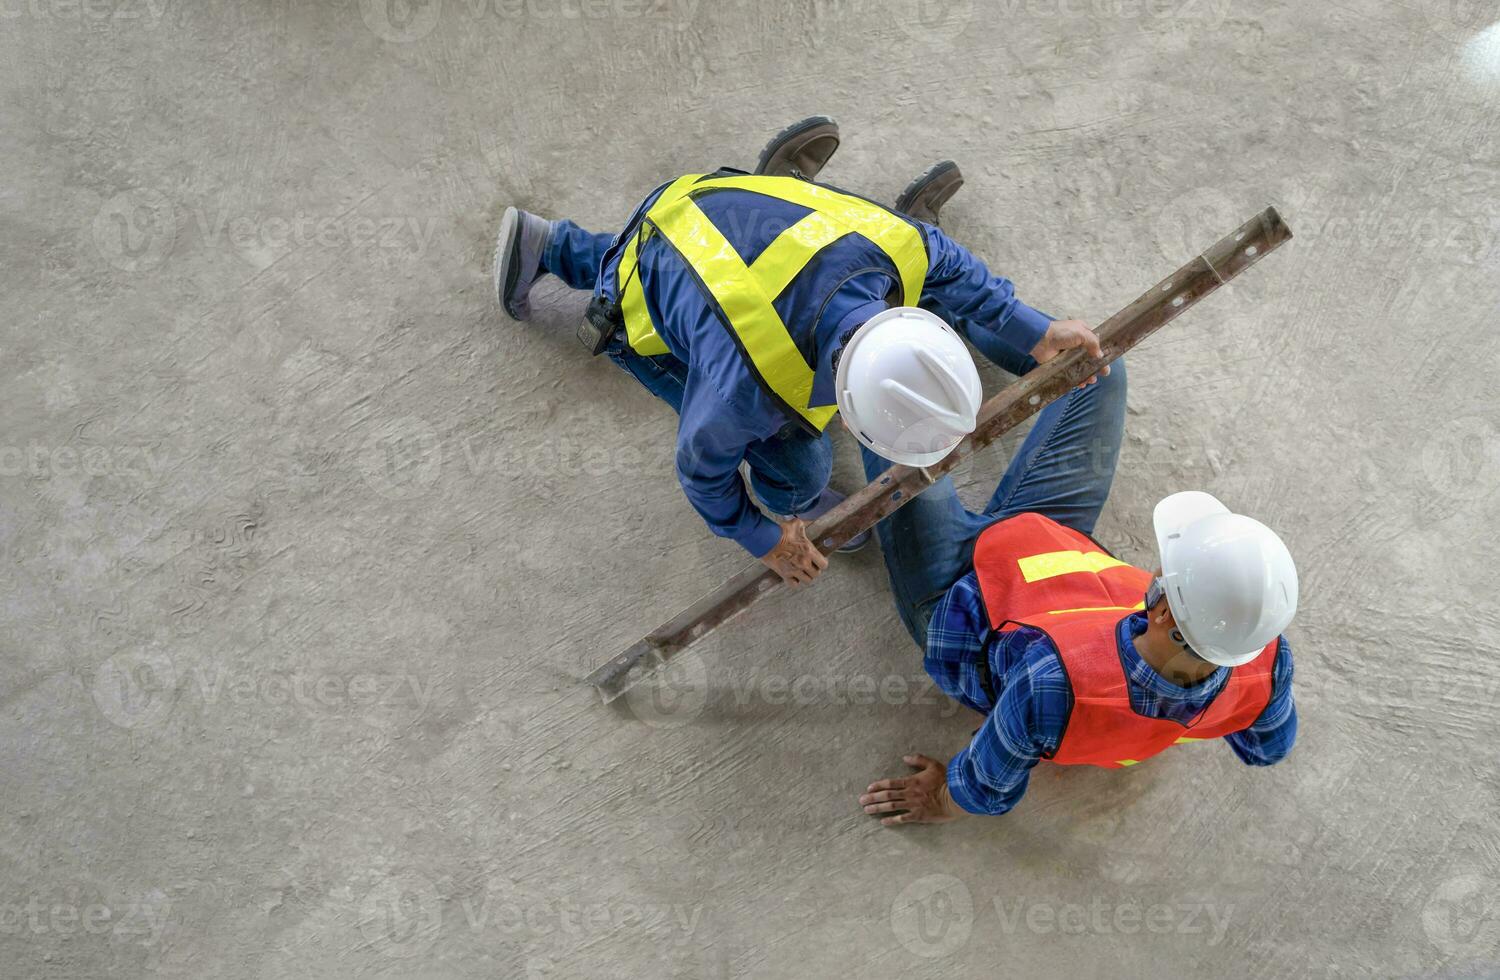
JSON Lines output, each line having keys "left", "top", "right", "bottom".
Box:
{"left": 984, "top": 358, "right": 1128, "bottom": 535}
{"left": 543, "top": 220, "right": 617, "bottom": 291}
{"left": 859, "top": 445, "right": 986, "bottom": 649}
{"left": 743, "top": 428, "right": 833, "bottom": 518}
{"left": 604, "top": 343, "right": 689, "bottom": 414}
{"left": 603, "top": 347, "right": 831, "bottom": 519}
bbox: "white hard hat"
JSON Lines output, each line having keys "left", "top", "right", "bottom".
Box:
{"left": 834, "top": 306, "right": 982, "bottom": 467}
{"left": 1152, "top": 491, "right": 1298, "bottom": 667}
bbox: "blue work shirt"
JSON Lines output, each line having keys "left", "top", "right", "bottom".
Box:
{"left": 925, "top": 574, "right": 1298, "bottom": 815}
{"left": 596, "top": 175, "right": 1052, "bottom": 557}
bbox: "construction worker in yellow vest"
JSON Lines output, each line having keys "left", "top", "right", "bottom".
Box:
{"left": 494, "top": 117, "right": 1105, "bottom": 585}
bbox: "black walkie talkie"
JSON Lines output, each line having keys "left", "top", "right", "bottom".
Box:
{"left": 578, "top": 294, "right": 623, "bottom": 356}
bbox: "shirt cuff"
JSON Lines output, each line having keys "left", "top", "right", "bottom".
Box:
{"left": 1007, "top": 301, "right": 1053, "bottom": 356}
{"left": 945, "top": 752, "right": 995, "bottom": 816}
{"left": 738, "top": 517, "right": 783, "bottom": 559}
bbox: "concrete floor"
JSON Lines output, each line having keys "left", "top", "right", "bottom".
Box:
{"left": 3, "top": 0, "right": 1499, "bottom": 976}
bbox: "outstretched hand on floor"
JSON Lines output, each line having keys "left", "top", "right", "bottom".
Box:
{"left": 860, "top": 753, "right": 965, "bottom": 826}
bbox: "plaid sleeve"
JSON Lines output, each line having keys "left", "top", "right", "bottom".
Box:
{"left": 946, "top": 637, "right": 1072, "bottom": 816}
{"left": 1225, "top": 637, "right": 1297, "bottom": 766}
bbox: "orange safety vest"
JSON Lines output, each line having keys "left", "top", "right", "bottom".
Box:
{"left": 972, "top": 512, "right": 1277, "bottom": 769}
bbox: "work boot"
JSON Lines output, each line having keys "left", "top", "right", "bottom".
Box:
{"left": 895, "top": 160, "right": 964, "bottom": 225}
{"left": 796, "top": 487, "right": 870, "bottom": 553}
{"left": 755, "top": 115, "right": 841, "bottom": 179}
{"left": 493, "top": 206, "right": 556, "bottom": 322}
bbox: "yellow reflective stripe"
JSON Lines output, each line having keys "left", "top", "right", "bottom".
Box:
{"left": 694, "top": 175, "right": 927, "bottom": 305}
{"left": 1174, "top": 737, "right": 1201, "bottom": 744}
{"left": 619, "top": 174, "right": 705, "bottom": 357}
{"left": 619, "top": 234, "right": 669, "bottom": 356}
{"left": 1017, "top": 550, "right": 1129, "bottom": 583}
{"left": 1045, "top": 603, "right": 1145, "bottom": 615}
{"left": 1118, "top": 759, "right": 1140, "bottom": 767}
{"left": 749, "top": 211, "right": 849, "bottom": 300}
{"left": 650, "top": 196, "right": 821, "bottom": 421}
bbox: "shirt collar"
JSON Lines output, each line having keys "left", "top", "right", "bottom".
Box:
{"left": 1118, "top": 612, "right": 1227, "bottom": 699}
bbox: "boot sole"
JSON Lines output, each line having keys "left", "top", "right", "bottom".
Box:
{"left": 493, "top": 206, "right": 525, "bottom": 321}
{"left": 756, "top": 115, "right": 840, "bottom": 177}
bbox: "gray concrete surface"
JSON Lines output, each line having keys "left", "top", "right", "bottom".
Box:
{"left": 3, "top": 0, "right": 1499, "bottom": 976}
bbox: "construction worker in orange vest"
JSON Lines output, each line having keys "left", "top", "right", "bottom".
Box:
{"left": 854, "top": 361, "right": 1299, "bottom": 825}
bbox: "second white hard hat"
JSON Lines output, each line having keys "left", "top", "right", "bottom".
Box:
{"left": 834, "top": 307, "right": 982, "bottom": 467}
{"left": 1153, "top": 491, "right": 1299, "bottom": 667}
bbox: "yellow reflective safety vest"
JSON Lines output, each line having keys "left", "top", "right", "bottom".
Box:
{"left": 612, "top": 173, "right": 929, "bottom": 434}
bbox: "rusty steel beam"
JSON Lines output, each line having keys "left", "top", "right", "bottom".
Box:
{"left": 587, "top": 207, "right": 1293, "bottom": 703}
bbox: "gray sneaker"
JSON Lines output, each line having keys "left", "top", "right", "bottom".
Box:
{"left": 493, "top": 206, "right": 555, "bottom": 321}
{"left": 796, "top": 487, "right": 870, "bottom": 553}
{"left": 895, "top": 160, "right": 964, "bottom": 226}
{"left": 755, "top": 115, "right": 841, "bottom": 179}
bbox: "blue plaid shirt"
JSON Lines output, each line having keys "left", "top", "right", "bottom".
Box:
{"left": 926, "top": 572, "right": 1298, "bottom": 815}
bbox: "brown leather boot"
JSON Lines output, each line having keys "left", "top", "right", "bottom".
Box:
{"left": 895, "top": 160, "right": 964, "bottom": 225}
{"left": 755, "top": 116, "right": 840, "bottom": 179}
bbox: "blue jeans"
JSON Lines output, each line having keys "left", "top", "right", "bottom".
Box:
{"left": 860, "top": 359, "right": 1128, "bottom": 650}
{"left": 543, "top": 220, "right": 832, "bottom": 517}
